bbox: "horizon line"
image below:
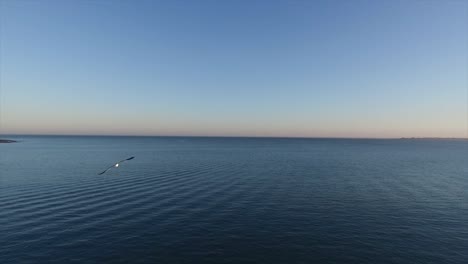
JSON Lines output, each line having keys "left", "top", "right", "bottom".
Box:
{"left": 1, "top": 133, "right": 468, "bottom": 140}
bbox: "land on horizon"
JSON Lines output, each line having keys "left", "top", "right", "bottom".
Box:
{"left": 0, "top": 139, "right": 17, "bottom": 143}
{"left": 1, "top": 134, "right": 467, "bottom": 141}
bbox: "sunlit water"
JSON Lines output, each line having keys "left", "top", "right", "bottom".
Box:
{"left": 1, "top": 136, "right": 468, "bottom": 263}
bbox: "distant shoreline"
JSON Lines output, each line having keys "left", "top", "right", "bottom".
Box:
{"left": 399, "top": 137, "right": 468, "bottom": 140}
{"left": 0, "top": 135, "right": 467, "bottom": 140}
{"left": 0, "top": 139, "right": 17, "bottom": 143}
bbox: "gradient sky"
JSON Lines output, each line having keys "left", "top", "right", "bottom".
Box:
{"left": 0, "top": 0, "right": 467, "bottom": 138}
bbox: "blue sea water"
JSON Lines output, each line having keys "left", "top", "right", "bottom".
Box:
{"left": 1, "top": 136, "right": 468, "bottom": 263}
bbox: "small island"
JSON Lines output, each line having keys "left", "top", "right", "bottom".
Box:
{"left": 0, "top": 139, "right": 17, "bottom": 143}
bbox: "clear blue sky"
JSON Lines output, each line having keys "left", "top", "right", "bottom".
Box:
{"left": 1, "top": 0, "right": 467, "bottom": 137}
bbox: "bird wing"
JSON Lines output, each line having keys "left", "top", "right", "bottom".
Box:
{"left": 98, "top": 167, "right": 112, "bottom": 175}
{"left": 117, "top": 156, "right": 135, "bottom": 164}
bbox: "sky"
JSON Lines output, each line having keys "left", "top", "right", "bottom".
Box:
{"left": 0, "top": 0, "right": 467, "bottom": 138}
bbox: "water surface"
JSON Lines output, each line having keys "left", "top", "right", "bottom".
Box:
{"left": 1, "top": 136, "right": 468, "bottom": 263}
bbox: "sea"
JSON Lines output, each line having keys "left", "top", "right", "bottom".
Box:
{"left": 1, "top": 135, "right": 468, "bottom": 263}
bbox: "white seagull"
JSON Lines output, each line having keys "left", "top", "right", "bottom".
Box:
{"left": 98, "top": 156, "right": 135, "bottom": 175}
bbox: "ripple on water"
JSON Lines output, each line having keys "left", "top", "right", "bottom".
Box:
{"left": 1, "top": 137, "right": 468, "bottom": 264}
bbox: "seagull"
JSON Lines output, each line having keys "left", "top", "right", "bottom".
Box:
{"left": 98, "top": 156, "right": 135, "bottom": 175}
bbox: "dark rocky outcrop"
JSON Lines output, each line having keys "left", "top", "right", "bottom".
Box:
{"left": 0, "top": 139, "right": 17, "bottom": 143}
